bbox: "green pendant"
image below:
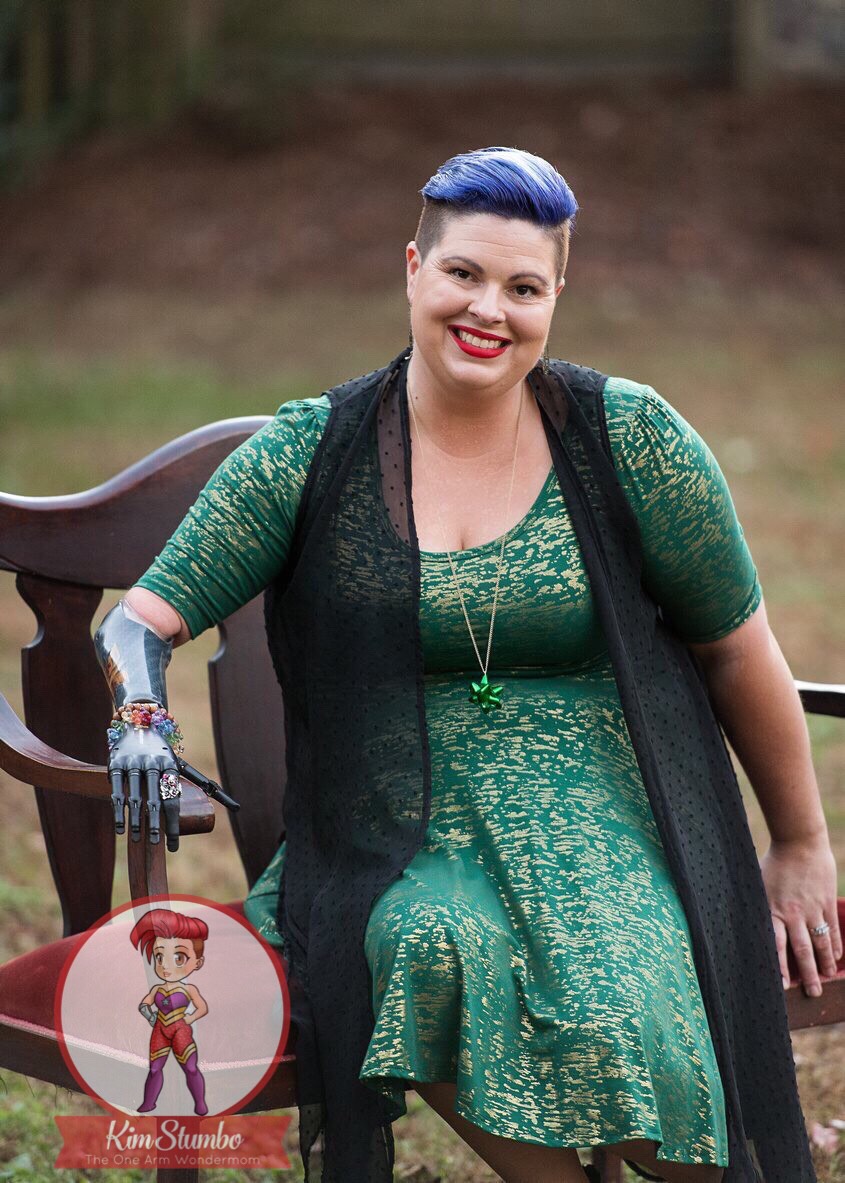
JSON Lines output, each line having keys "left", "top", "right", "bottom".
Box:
{"left": 468, "top": 672, "right": 504, "bottom": 714}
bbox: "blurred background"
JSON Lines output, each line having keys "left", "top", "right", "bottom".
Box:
{"left": 0, "top": 1, "right": 843, "bottom": 1179}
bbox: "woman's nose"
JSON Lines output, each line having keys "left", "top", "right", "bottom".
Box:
{"left": 466, "top": 284, "right": 505, "bottom": 323}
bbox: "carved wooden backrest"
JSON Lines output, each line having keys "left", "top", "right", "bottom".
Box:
{"left": 0, "top": 418, "right": 286, "bottom": 936}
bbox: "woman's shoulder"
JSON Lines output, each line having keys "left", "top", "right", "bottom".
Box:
{"left": 599, "top": 374, "right": 704, "bottom": 471}
{"left": 268, "top": 393, "right": 333, "bottom": 434}
{"left": 237, "top": 393, "right": 332, "bottom": 470}
{"left": 601, "top": 374, "right": 684, "bottom": 434}
{"left": 595, "top": 374, "right": 762, "bottom": 642}
{"left": 274, "top": 392, "right": 333, "bottom": 416}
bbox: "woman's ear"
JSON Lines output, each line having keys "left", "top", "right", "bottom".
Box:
{"left": 406, "top": 241, "right": 421, "bottom": 301}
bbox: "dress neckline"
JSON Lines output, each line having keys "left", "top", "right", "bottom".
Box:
{"left": 373, "top": 361, "right": 571, "bottom": 558}
{"left": 418, "top": 463, "right": 557, "bottom": 559}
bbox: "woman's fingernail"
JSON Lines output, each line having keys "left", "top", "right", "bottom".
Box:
{"left": 809, "top": 985, "right": 822, "bottom": 997}
{"left": 782, "top": 976, "right": 789, "bottom": 988}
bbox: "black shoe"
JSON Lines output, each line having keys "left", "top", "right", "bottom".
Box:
{"left": 624, "top": 1160, "right": 667, "bottom": 1181}
{"left": 582, "top": 1155, "right": 668, "bottom": 1181}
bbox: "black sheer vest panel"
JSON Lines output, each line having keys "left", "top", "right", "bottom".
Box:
{"left": 263, "top": 348, "right": 815, "bottom": 1182}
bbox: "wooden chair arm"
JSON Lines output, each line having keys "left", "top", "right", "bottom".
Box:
{"left": 0, "top": 416, "right": 269, "bottom": 587}
{"left": 0, "top": 689, "right": 103, "bottom": 794}
{"left": 0, "top": 690, "right": 215, "bottom": 833}
{"left": 796, "top": 680, "right": 845, "bottom": 718}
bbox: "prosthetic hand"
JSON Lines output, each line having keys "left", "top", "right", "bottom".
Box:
{"left": 94, "top": 598, "right": 239, "bottom": 852}
{"left": 139, "top": 1003, "right": 157, "bottom": 1027}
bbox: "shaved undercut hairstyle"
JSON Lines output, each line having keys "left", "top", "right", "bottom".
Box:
{"left": 415, "top": 146, "right": 579, "bottom": 283}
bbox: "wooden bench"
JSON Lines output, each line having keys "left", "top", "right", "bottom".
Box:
{"left": 1, "top": 416, "right": 843, "bottom": 1183}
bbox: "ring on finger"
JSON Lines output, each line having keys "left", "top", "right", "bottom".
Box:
{"left": 160, "top": 773, "right": 182, "bottom": 800}
{"left": 810, "top": 921, "right": 831, "bottom": 937}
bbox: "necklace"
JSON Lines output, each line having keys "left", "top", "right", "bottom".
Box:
{"left": 407, "top": 368, "right": 526, "bottom": 715}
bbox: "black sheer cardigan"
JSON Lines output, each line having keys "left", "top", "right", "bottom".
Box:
{"left": 261, "top": 346, "right": 815, "bottom": 1182}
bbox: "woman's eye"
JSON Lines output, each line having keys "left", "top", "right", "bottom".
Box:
{"left": 514, "top": 285, "right": 538, "bottom": 298}
{"left": 450, "top": 268, "right": 471, "bottom": 280}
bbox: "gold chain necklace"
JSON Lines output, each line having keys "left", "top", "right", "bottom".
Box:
{"left": 407, "top": 371, "right": 526, "bottom": 714}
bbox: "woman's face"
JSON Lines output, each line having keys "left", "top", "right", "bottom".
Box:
{"left": 406, "top": 211, "right": 565, "bottom": 395}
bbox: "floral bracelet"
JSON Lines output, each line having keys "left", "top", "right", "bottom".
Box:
{"left": 107, "top": 701, "right": 185, "bottom": 758}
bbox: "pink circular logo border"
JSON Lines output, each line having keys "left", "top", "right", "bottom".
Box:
{"left": 54, "top": 892, "right": 291, "bottom": 1119}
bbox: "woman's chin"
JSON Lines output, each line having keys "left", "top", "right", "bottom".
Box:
{"left": 432, "top": 350, "right": 519, "bottom": 387}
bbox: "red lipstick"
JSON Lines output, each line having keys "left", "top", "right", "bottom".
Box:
{"left": 448, "top": 324, "right": 511, "bottom": 359}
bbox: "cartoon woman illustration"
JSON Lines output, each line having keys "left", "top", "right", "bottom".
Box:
{"left": 130, "top": 908, "right": 210, "bottom": 1116}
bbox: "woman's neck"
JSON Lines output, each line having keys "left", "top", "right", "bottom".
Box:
{"left": 406, "top": 356, "right": 530, "bottom": 459}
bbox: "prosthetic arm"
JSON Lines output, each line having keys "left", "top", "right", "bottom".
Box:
{"left": 94, "top": 598, "right": 239, "bottom": 852}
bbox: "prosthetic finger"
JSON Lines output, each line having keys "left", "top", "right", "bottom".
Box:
{"left": 161, "top": 796, "right": 181, "bottom": 853}
{"left": 110, "top": 769, "right": 127, "bottom": 835}
{"left": 159, "top": 769, "right": 182, "bottom": 852}
{"left": 177, "top": 757, "right": 241, "bottom": 812}
{"left": 127, "top": 767, "right": 144, "bottom": 842}
{"left": 146, "top": 768, "right": 162, "bottom": 845}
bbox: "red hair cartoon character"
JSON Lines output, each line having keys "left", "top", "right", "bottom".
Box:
{"left": 130, "top": 908, "right": 210, "bottom": 1116}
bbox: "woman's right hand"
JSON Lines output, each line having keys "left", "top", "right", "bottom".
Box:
{"left": 107, "top": 703, "right": 183, "bottom": 850}
{"left": 96, "top": 596, "right": 240, "bottom": 851}
{"left": 95, "top": 593, "right": 186, "bottom": 850}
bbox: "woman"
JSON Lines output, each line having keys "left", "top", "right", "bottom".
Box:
{"left": 95, "top": 147, "right": 838, "bottom": 1183}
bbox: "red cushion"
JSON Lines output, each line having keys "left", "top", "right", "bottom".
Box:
{"left": 0, "top": 899, "right": 248, "bottom": 1034}
{"left": 3, "top": 898, "right": 842, "bottom": 1038}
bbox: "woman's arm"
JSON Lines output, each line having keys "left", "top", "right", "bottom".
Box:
{"left": 689, "top": 598, "right": 843, "bottom": 993}
{"left": 124, "top": 586, "right": 191, "bottom": 649}
{"left": 687, "top": 596, "right": 827, "bottom": 846}
{"left": 95, "top": 398, "right": 331, "bottom": 847}
{"left": 130, "top": 396, "right": 331, "bottom": 644}
{"left": 603, "top": 378, "right": 842, "bottom": 993}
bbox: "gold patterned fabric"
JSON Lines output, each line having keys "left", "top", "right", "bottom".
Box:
{"left": 137, "top": 376, "right": 762, "bottom": 1166}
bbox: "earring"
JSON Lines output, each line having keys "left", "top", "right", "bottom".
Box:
{"left": 540, "top": 343, "right": 550, "bottom": 374}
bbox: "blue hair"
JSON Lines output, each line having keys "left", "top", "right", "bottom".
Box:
{"left": 420, "top": 146, "right": 578, "bottom": 227}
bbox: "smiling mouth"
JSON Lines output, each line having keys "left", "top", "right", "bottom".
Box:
{"left": 448, "top": 325, "right": 512, "bottom": 356}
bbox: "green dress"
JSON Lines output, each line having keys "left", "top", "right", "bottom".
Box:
{"left": 136, "top": 374, "right": 761, "bottom": 1167}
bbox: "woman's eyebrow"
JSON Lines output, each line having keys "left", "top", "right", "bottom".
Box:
{"left": 439, "top": 254, "right": 551, "bottom": 286}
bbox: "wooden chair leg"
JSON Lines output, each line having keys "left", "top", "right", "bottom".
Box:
{"left": 591, "top": 1145, "right": 625, "bottom": 1181}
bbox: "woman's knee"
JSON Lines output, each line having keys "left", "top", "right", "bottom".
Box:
{"left": 600, "top": 1137, "right": 724, "bottom": 1183}
{"left": 412, "top": 1080, "right": 588, "bottom": 1183}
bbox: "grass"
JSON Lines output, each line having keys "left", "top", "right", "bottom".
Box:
{"left": 0, "top": 282, "right": 843, "bottom": 1180}
{"left": 0, "top": 1074, "right": 305, "bottom": 1183}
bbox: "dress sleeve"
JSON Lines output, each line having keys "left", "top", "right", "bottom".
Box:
{"left": 133, "top": 395, "right": 332, "bottom": 640}
{"left": 243, "top": 839, "right": 286, "bottom": 949}
{"left": 603, "top": 376, "right": 763, "bottom": 644}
